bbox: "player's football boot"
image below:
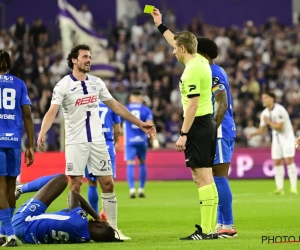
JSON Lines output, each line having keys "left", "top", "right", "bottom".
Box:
{"left": 138, "top": 188, "right": 145, "bottom": 198}
{"left": 115, "top": 230, "right": 131, "bottom": 241}
{"left": 0, "top": 237, "right": 6, "bottom": 246}
{"left": 290, "top": 188, "right": 298, "bottom": 195}
{"left": 2, "top": 238, "right": 18, "bottom": 247}
{"left": 217, "top": 225, "right": 238, "bottom": 238}
{"left": 100, "top": 209, "right": 108, "bottom": 222}
{"left": 138, "top": 192, "right": 145, "bottom": 198}
{"left": 129, "top": 192, "right": 136, "bottom": 199}
{"left": 15, "top": 185, "right": 23, "bottom": 200}
{"left": 180, "top": 225, "right": 218, "bottom": 240}
{"left": 273, "top": 189, "right": 284, "bottom": 195}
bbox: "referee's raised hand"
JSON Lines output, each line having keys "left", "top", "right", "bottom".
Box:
{"left": 151, "top": 8, "right": 162, "bottom": 27}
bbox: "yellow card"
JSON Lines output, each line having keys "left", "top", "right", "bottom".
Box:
{"left": 144, "top": 5, "right": 154, "bottom": 14}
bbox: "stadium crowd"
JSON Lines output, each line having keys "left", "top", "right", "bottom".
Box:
{"left": 1, "top": 6, "right": 300, "bottom": 149}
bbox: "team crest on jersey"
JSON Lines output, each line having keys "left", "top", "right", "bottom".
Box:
{"left": 90, "top": 83, "right": 98, "bottom": 92}
{"left": 67, "top": 163, "right": 73, "bottom": 171}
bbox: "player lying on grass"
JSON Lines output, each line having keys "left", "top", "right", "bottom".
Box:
{"left": 13, "top": 174, "right": 121, "bottom": 244}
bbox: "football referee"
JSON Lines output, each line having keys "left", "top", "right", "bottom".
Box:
{"left": 151, "top": 8, "right": 218, "bottom": 240}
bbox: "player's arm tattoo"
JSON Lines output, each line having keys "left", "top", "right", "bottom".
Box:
{"left": 214, "top": 90, "right": 228, "bottom": 129}
{"left": 68, "top": 190, "right": 100, "bottom": 220}
{"left": 22, "top": 104, "right": 34, "bottom": 148}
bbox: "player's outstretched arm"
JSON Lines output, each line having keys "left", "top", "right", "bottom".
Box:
{"left": 37, "top": 104, "right": 60, "bottom": 151}
{"left": 214, "top": 90, "right": 228, "bottom": 129}
{"left": 68, "top": 190, "right": 101, "bottom": 221}
{"left": 103, "top": 98, "right": 156, "bottom": 138}
{"left": 248, "top": 126, "right": 267, "bottom": 139}
{"left": 22, "top": 104, "right": 35, "bottom": 166}
{"left": 151, "top": 8, "right": 175, "bottom": 47}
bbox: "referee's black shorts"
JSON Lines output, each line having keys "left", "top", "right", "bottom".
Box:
{"left": 184, "top": 114, "right": 216, "bottom": 168}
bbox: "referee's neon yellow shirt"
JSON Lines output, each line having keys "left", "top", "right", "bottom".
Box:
{"left": 180, "top": 53, "right": 213, "bottom": 117}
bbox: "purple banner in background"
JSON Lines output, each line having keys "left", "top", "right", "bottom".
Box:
{"left": 2, "top": 0, "right": 292, "bottom": 30}
{"left": 138, "top": 0, "right": 293, "bottom": 27}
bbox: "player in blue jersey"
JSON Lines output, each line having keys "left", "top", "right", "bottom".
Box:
{"left": 196, "top": 38, "right": 237, "bottom": 238}
{"left": 0, "top": 50, "right": 34, "bottom": 246}
{"left": 85, "top": 100, "right": 121, "bottom": 220}
{"left": 13, "top": 174, "right": 120, "bottom": 244}
{"left": 124, "top": 90, "right": 156, "bottom": 198}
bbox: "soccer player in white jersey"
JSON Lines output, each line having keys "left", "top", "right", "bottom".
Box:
{"left": 248, "top": 92, "right": 298, "bottom": 195}
{"left": 36, "top": 44, "right": 156, "bottom": 241}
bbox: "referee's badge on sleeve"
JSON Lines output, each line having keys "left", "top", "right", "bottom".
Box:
{"left": 213, "top": 77, "right": 220, "bottom": 85}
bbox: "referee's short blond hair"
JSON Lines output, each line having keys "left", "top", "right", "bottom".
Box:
{"left": 174, "top": 31, "right": 198, "bottom": 55}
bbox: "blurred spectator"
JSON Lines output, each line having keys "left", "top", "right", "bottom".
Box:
{"left": 78, "top": 4, "right": 93, "bottom": 28}
{"left": 29, "top": 18, "right": 47, "bottom": 47}
{"left": 9, "top": 15, "right": 29, "bottom": 42}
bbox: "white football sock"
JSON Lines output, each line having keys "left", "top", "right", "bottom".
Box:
{"left": 215, "top": 223, "right": 222, "bottom": 231}
{"left": 138, "top": 188, "right": 144, "bottom": 193}
{"left": 287, "top": 163, "right": 298, "bottom": 190}
{"left": 274, "top": 166, "right": 284, "bottom": 190}
{"left": 102, "top": 192, "right": 117, "bottom": 230}
{"left": 130, "top": 188, "right": 136, "bottom": 194}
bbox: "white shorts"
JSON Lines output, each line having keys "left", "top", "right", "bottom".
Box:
{"left": 271, "top": 139, "right": 295, "bottom": 160}
{"left": 65, "top": 142, "right": 112, "bottom": 177}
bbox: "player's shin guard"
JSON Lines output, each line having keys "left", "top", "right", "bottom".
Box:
{"left": 101, "top": 192, "right": 117, "bottom": 230}
{"left": 214, "top": 176, "right": 233, "bottom": 227}
{"left": 211, "top": 182, "right": 219, "bottom": 231}
{"left": 22, "top": 174, "right": 63, "bottom": 193}
{"left": 198, "top": 185, "right": 214, "bottom": 234}
{"left": 287, "top": 163, "right": 298, "bottom": 190}
{"left": 0, "top": 209, "right": 14, "bottom": 238}
{"left": 87, "top": 186, "right": 99, "bottom": 213}
{"left": 139, "top": 163, "right": 146, "bottom": 189}
{"left": 274, "top": 166, "right": 284, "bottom": 191}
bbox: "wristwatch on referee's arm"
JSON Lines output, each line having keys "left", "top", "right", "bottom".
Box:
{"left": 179, "top": 130, "right": 188, "bottom": 137}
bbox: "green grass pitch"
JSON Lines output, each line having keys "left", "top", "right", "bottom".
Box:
{"left": 15, "top": 179, "right": 300, "bottom": 249}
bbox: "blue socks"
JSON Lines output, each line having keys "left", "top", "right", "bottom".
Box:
{"left": 139, "top": 163, "right": 146, "bottom": 188}
{"left": 127, "top": 163, "right": 147, "bottom": 189}
{"left": 0, "top": 209, "right": 14, "bottom": 237}
{"left": 22, "top": 174, "right": 62, "bottom": 193}
{"left": 87, "top": 186, "right": 99, "bottom": 213}
{"left": 0, "top": 208, "right": 15, "bottom": 236}
{"left": 214, "top": 176, "right": 233, "bottom": 225}
{"left": 127, "top": 164, "right": 135, "bottom": 189}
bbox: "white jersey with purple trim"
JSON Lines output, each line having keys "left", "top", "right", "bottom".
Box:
{"left": 51, "top": 73, "right": 112, "bottom": 145}
{"left": 260, "top": 103, "right": 295, "bottom": 141}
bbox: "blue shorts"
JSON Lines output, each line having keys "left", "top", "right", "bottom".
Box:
{"left": 12, "top": 198, "right": 47, "bottom": 243}
{"left": 214, "top": 138, "right": 235, "bottom": 165}
{"left": 85, "top": 142, "right": 116, "bottom": 180}
{"left": 0, "top": 148, "right": 21, "bottom": 177}
{"left": 125, "top": 145, "right": 147, "bottom": 161}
